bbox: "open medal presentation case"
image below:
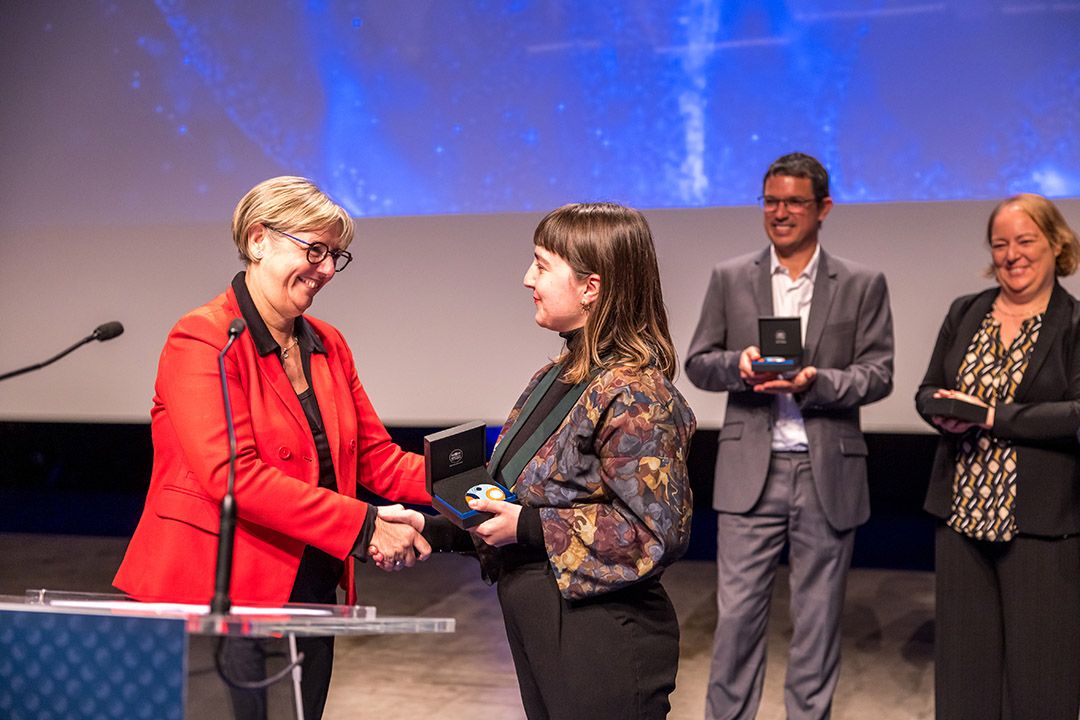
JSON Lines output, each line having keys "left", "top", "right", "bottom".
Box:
{"left": 424, "top": 421, "right": 517, "bottom": 529}
{"left": 751, "top": 316, "right": 803, "bottom": 373}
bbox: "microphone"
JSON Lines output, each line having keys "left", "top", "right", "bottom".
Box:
{"left": 0, "top": 321, "right": 125, "bottom": 382}
{"left": 211, "top": 318, "right": 246, "bottom": 616}
{"left": 208, "top": 317, "right": 309, "bottom": 682}
{"left": 92, "top": 321, "right": 125, "bottom": 342}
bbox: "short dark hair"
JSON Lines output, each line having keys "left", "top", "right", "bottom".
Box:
{"left": 763, "top": 152, "right": 830, "bottom": 202}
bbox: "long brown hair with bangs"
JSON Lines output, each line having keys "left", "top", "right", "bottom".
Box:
{"left": 534, "top": 202, "right": 677, "bottom": 383}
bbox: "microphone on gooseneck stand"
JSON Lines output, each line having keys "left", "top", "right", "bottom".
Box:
{"left": 211, "top": 318, "right": 246, "bottom": 616}
{"left": 0, "top": 321, "right": 125, "bottom": 382}
{"left": 208, "top": 318, "right": 308, "bottom": 693}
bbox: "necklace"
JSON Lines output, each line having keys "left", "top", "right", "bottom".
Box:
{"left": 993, "top": 301, "right": 1047, "bottom": 319}
{"left": 281, "top": 336, "right": 299, "bottom": 359}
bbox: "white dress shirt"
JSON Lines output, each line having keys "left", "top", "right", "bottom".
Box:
{"left": 768, "top": 244, "right": 819, "bottom": 452}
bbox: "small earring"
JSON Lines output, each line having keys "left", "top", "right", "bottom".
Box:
{"left": 580, "top": 298, "right": 591, "bottom": 314}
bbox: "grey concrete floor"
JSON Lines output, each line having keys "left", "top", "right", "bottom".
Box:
{"left": 0, "top": 533, "right": 934, "bottom": 719}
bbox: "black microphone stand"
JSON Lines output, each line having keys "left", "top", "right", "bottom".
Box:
{"left": 207, "top": 318, "right": 307, "bottom": 707}
{"left": 211, "top": 319, "right": 246, "bottom": 616}
{"left": 0, "top": 322, "right": 124, "bottom": 382}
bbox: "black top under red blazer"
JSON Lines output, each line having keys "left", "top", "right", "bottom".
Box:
{"left": 916, "top": 282, "right": 1080, "bottom": 536}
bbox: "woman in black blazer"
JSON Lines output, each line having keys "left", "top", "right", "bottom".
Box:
{"left": 916, "top": 193, "right": 1080, "bottom": 720}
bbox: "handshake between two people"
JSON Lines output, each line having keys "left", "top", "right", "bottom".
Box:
{"left": 366, "top": 497, "right": 524, "bottom": 572}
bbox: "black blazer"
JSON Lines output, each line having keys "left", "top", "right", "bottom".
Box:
{"left": 916, "top": 282, "right": 1080, "bottom": 536}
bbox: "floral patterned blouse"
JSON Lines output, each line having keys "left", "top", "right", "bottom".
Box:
{"left": 479, "top": 361, "right": 696, "bottom": 600}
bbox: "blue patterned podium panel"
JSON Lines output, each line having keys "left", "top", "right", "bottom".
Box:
{"left": 0, "top": 609, "right": 186, "bottom": 720}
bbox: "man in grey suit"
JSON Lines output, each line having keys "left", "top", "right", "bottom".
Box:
{"left": 686, "top": 152, "right": 894, "bottom": 720}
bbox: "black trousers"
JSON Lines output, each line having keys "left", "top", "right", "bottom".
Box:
{"left": 224, "top": 545, "right": 342, "bottom": 720}
{"left": 497, "top": 559, "right": 680, "bottom": 720}
{"left": 934, "top": 523, "right": 1080, "bottom": 720}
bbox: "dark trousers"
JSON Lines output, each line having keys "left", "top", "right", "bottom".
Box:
{"left": 497, "top": 558, "right": 680, "bottom": 720}
{"left": 224, "top": 545, "right": 343, "bottom": 720}
{"left": 222, "top": 635, "right": 334, "bottom": 720}
{"left": 935, "top": 524, "right": 1080, "bottom": 720}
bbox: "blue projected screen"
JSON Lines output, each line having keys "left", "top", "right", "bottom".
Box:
{"left": 3, "top": 1, "right": 1078, "bottom": 221}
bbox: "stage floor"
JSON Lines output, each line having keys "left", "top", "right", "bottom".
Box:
{"left": 0, "top": 533, "right": 934, "bottom": 719}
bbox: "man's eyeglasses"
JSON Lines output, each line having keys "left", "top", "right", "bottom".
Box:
{"left": 266, "top": 227, "right": 353, "bottom": 272}
{"left": 758, "top": 196, "right": 819, "bottom": 213}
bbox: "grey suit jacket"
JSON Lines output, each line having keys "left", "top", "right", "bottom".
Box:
{"left": 686, "top": 247, "right": 894, "bottom": 531}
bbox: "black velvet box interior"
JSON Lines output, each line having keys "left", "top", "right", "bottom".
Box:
{"left": 752, "top": 316, "right": 802, "bottom": 372}
{"left": 424, "top": 421, "right": 517, "bottom": 529}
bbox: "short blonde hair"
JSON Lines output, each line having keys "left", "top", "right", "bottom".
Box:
{"left": 231, "top": 176, "right": 354, "bottom": 264}
{"left": 986, "top": 193, "right": 1080, "bottom": 277}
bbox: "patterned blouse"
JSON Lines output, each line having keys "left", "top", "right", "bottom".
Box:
{"left": 480, "top": 361, "right": 696, "bottom": 600}
{"left": 948, "top": 311, "right": 1043, "bottom": 541}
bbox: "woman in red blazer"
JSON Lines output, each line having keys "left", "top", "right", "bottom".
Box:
{"left": 114, "top": 176, "right": 430, "bottom": 719}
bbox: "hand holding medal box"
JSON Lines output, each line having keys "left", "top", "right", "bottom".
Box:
{"left": 750, "top": 316, "right": 803, "bottom": 373}
{"left": 424, "top": 421, "right": 517, "bottom": 529}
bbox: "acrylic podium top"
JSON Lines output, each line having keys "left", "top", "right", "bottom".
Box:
{"left": 0, "top": 589, "right": 455, "bottom": 638}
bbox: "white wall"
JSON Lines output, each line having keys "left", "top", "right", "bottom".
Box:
{"left": 3, "top": 198, "right": 1078, "bottom": 430}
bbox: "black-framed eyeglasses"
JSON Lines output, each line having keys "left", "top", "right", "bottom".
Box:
{"left": 758, "top": 196, "right": 819, "bottom": 213}
{"left": 266, "top": 226, "right": 353, "bottom": 272}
